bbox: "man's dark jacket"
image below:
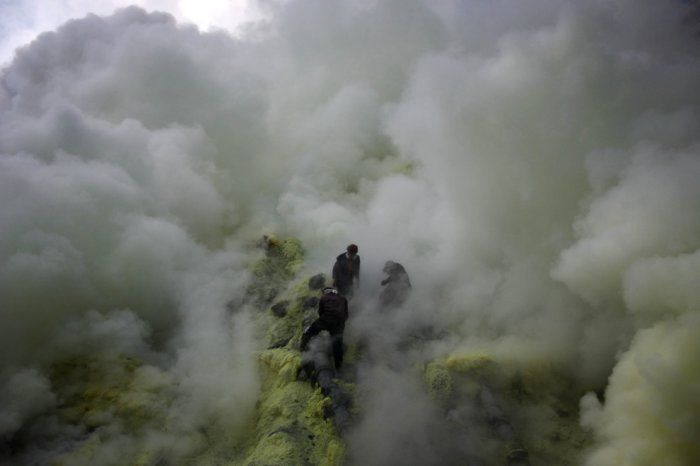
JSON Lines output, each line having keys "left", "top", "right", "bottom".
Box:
{"left": 318, "top": 292, "right": 349, "bottom": 324}
{"left": 332, "top": 253, "right": 360, "bottom": 289}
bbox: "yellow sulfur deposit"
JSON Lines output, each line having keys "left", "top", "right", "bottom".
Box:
{"left": 49, "top": 236, "right": 346, "bottom": 466}
{"left": 426, "top": 351, "right": 591, "bottom": 465}
{"left": 237, "top": 237, "right": 346, "bottom": 465}
{"left": 424, "top": 362, "right": 453, "bottom": 404}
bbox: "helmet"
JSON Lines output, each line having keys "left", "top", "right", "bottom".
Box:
{"left": 323, "top": 287, "right": 338, "bottom": 295}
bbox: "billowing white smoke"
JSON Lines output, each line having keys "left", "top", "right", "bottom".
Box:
{"left": 580, "top": 313, "right": 700, "bottom": 466}
{"left": 0, "top": 0, "right": 699, "bottom": 464}
{"left": 0, "top": 0, "right": 267, "bottom": 65}
{"left": 0, "top": 8, "right": 264, "bottom": 457}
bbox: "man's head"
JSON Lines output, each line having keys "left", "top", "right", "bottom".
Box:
{"left": 383, "top": 260, "right": 396, "bottom": 274}
{"left": 346, "top": 244, "right": 358, "bottom": 256}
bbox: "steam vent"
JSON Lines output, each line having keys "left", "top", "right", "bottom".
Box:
{"left": 1, "top": 2, "right": 700, "bottom": 465}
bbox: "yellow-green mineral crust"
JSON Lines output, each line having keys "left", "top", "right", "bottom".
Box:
{"left": 237, "top": 237, "right": 346, "bottom": 466}
{"left": 426, "top": 352, "right": 592, "bottom": 465}
{"left": 50, "top": 236, "right": 346, "bottom": 466}
{"left": 50, "top": 356, "right": 173, "bottom": 466}
{"left": 239, "top": 348, "right": 344, "bottom": 466}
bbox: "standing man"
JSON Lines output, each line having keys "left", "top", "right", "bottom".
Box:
{"left": 300, "top": 287, "right": 349, "bottom": 369}
{"left": 332, "top": 244, "right": 360, "bottom": 298}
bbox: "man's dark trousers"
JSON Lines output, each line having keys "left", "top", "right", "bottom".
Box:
{"left": 300, "top": 319, "right": 345, "bottom": 369}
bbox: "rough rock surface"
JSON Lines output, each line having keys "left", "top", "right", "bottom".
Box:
{"left": 27, "top": 236, "right": 589, "bottom": 465}
{"left": 271, "top": 300, "right": 289, "bottom": 317}
{"left": 41, "top": 236, "right": 348, "bottom": 466}
{"left": 308, "top": 274, "right": 326, "bottom": 290}
{"left": 423, "top": 353, "right": 591, "bottom": 465}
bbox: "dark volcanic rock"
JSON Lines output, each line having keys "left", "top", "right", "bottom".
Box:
{"left": 507, "top": 448, "right": 530, "bottom": 466}
{"left": 298, "top": 335, "right": 352, "bottom": 432}
{"left": 271, "top": 300, "right": 289, "bottom": 317}
{"left": 302, "top": 296, "right": 319, "bottom": 309}
{"left": 308, "top": 274, "right": 325, "bottom": 290}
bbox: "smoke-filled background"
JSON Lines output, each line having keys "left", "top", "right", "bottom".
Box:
{"left": 1, "top": 0, "right": 699, "bottom": 464}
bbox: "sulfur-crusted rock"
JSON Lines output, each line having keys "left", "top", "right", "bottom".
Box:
{"left": 301, "top": 296, "right": 319, "bottom": 309}
{"left": 241, "top": 239, "right": 349, "bottom": 465}
{"left": 424, "top": 352, "right": 591, "bottom": 465}
{"left": 271, "top": 301, "right": 289, "bottom": 318}
{"left": 49, "top": 355, "right": 174, "bottom": 465}
{"left": 42, "top": 236, "right": 348, "bottom": 466}
{"left": 424, "top": 362, "right": 453, "bottom": 405}
{"left": 248, "top": 236, "right": 305, "bottom": 305}
{"left": 241, "top": 348, "right": 345, "bottom": 466}
{"left": 299, "top": 336, "right": 352, "bottom": 432}
{"left": 308, "top": 274, "right": 326, "bottom": 290}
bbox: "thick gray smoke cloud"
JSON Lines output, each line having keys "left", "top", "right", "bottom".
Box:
{"left": 1, "top": 0, "right": 699, "bottom": 464}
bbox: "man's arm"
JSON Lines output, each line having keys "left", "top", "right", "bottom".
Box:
{"left": 355, "top": 256, "right": 360, "bottom": 288}
{"left": 332, "top": 260, "right": 339, "bottom": 287}
{"left": 317, "top": 296, "right": 325, "bottom": 318}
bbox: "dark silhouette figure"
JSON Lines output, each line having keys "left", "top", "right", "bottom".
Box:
{"left": 379, "top": 261, "right": 412, "bottom": 308}
{"left": 300, "top": 287, "right": 349, "bottom": 369}
{"left": 332, "top": 244, "right": 360, "bottom": 298}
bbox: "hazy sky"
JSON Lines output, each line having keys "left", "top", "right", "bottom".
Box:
{"left": 0, "top": 0, "right": 264, "bottom": 65}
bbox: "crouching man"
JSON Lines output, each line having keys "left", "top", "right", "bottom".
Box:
{"left": 300, "top": 287, "right": 349, "bottom": 369}
{"left": 379, "top": 260, "right": 412, "bottom": 308}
